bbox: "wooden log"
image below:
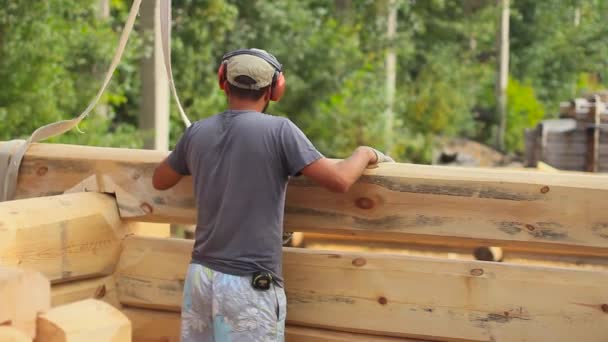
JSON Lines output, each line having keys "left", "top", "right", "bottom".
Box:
{"left": 0, "top": 192, "right": 126, "bottom": 283}
{"left": 51, "top": 275, "right": 120, "bottom": 308}
{"left": 124, "top": 221, "right": 170, "bottom": 238}
{"left": 287, "top": 325, "right": 424, "bottom": 342}
{"left": 115, "top": 237, "right": 188, "bottom": 311}
{"left": 0, "top": 327, "right": 31, "bottom": 342}
{"left": 9, "top": 142, "right": 608, "bottom": 256}
{"left": 121, "top": 308, "right": 422, "bottom": 342}
{"left": 12, "top": 143, "right": 194, "bottom": 224}
{"left": 299, "top": 232, "right": 608, "bottom": 270}
{"left": 115, "top": 236, "right": 608, "bottom": 342}
{"left": 35, "top": 299, "right": 131, "bottom": 342}
{"left": 0, "top": 266, "right": 50, "bottom": 338}
{"left": 121, "top": 308, "right": 180, "bottom": 342}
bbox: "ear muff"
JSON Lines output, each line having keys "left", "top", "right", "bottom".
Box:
{"left": 217, "top": 62, "right": 227, "bottom": 90}
{"left": 217, "top": 49, "right": 286, "bottom": 102}
{"left": 270, "top": 72, "right": 286, "bottom": 102}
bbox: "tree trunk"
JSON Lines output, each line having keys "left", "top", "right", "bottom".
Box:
{"left": 384, "top": 0, "right": 397, "bottom": 154}
{"left": 496, "top": 0, "right": 510, "bottom": 151}
{"left": 139, "top": 0, "right": 170, "bottom": 151}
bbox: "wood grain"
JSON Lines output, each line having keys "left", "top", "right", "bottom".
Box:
{"left": 0, "top": 192, "right": 126, "bottom": 283}
{"left": 36, "top": 299, "right": 131, "bottom": 342}
{"left": 8, "top": 142, "right": 608, "bottom": 256}
{"left": 121, "top": 307, "right": 416, "bottom": 342}
{"left": 115, "top": 236, "right": 608, "bottom": 342}
{"left": 0, "top": 266, "right": 50, "bottom": 338}
{"left": 51, "top": 275, "right": 120, "bottom": 308}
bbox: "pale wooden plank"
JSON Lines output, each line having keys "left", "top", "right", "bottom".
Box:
{"left": 0, "top": 192, "right": 126, "bottom": 282}
{"left": 115, "top": 236, "right": 608, "bottom": 342}
{"left": 124, "top": 221, "right": 170, "bottom": 238}
{"left": 51, "top": 275, "right": 120, "bottom": 308}
{"left": 0, "top": 266, "right": 50, "bottom": 338}
{"left": 122, "top": 308, "right": 421, "bottom": 342}
{"left": 121, "top": 308, "right": 180, "bottom": 342}
{"left": 36, "top": 299, "right": 131, "bottom": 342}
{"left": 0, "top": 327, "right": 30, "bottom": 342}
{"left": 286, "top": 325, "right": 423, "bottom": 342}
{"left": 9, "top": 142, "right": 608, "bottom": 256}
{"left": 284, "top": 248, "right": 608, "bottom": 341}
{"left": 299, "top": 232, "right": 608, "bottom": 271}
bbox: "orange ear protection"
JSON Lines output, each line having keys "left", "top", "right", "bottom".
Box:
{"left": 217, "top": 49, "right": 286, "bottom": 102}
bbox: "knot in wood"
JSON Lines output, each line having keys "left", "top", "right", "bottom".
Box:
{"left": 352, "top": 258, "right": 367, "bottom": 267}
{"left": 602, "top": 304, "right": 608, "bottom": 313}
{"left": 37, "top": 166, "right": 48, "bottom": 176}
{"left": 525, "top": 224, "right": 536, "bottom": 231}
{"left": 132, "top": 173, "right": 141, "bottom": 180}
{"left": 94, "top": 284, "right": 107, "bottom": 299}
{"left": 355, "top": 197, "right": 375, "bottom": 210}
{"left": 470, "top": 268, "right": 484, "bottom": 277}
{"left": 540, "top": 186, "right": 550, "bottom": 194}
{"left": 140, "top": 203, "right": 153, "bottom": 214}
{"left": 378, "top": 296, "right": 388, "bottom": 305}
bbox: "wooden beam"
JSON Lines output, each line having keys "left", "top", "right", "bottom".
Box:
{"left": 298, "top": 233, "right": 608, "bottom": 269}
{"left": 0, "top": 327, "right": 31, "bottom": 342}
{"left": 36, "top": 299, "right": 131, "bottom": 342}
{"left": 286, "top": 325, "right": 422, "bottom": 342}
{"left": 51, "top": 275, "right": 120, "bottom": 308}
{"left": 121, "top": 308, "right": 180, "bottom": 342}
{"left": 124, "top": 221, "right": 170, "bottom": 238}
{"left": 115, "top": 236, "right": 608, "bottom": 342}
{"left": 9, "top": 142, "right": 608, "bottom": 256}
{"left": 121, "top": 308, "right": 421, "bottom": 342}
{"left": 0, "top": 266, "right": 50, "bottom": 338}
{"left": 0, "top": 192, "right": 126, "bottom": 283}
{"left": 115, "top": 237, "right": 188, "bottom": 311}
{"left": 284, "top": 248, "right": 608, "bottom": 341}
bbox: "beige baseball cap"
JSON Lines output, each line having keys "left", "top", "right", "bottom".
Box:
{"left": 225, "top": 49, "right": 277, "bottom": 90}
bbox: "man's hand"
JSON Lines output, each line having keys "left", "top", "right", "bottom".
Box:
{"left": 365, "top": 147, "right": 395, "bottom": 169}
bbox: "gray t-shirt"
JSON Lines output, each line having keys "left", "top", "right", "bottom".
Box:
{"left": 167, "top": 109, "right": 323, "bottom": 287}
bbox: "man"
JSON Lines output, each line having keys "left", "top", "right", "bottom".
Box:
{"left": 152, "top": 48, "right": 393, "bottom": 342}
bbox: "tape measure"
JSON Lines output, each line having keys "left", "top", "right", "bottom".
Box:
{"left": 251, "top": 271, "right": 273, "bottom": 291}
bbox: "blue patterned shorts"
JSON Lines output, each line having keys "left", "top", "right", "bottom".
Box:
{"left": 181, "top": 263, "right": 286, "bottom": 342}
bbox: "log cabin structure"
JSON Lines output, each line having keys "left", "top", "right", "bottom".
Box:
{"left": 525, "top": 93, "right": 608, "bottom": 172}
{"left": 1, "top": 141, "right": 608, "bottom": 341}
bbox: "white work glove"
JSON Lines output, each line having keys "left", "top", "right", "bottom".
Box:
{"left": 367, "top": 147, "right": 395, "bottom": 168}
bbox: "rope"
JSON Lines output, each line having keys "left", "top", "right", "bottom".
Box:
{"left": 0, "top": 0, "right": 190, "bottom": 202}
{"left": 160, "top": 0, "right": 191, "bottom": 127}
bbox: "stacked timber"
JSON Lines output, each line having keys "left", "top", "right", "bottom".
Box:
{"left": 526, "top": 94, "right": 608, "bottom": 171}
{"left": 0, "top": 265, "right": 130, "bottom": 341}
{"left": 2, "top": 141, "right": 608, "bottom": 341}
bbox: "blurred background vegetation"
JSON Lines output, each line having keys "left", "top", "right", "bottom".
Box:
{"left": 1, "top": 0, "right": 607, "bottom": 163}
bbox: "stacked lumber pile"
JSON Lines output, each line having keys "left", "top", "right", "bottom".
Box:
{"left": 526, "top": 94, "right": 608, "bottom": 172}
{"left": 1, "top": 142, "right": 608, "bottom": 341}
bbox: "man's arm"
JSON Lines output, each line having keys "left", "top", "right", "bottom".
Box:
{"left": 300, "top": 146, "right": 391, "bottom": 193}
{"left": 152, "top": 157, "right": 184, "bottom": 190}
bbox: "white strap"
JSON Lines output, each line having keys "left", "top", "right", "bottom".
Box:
{"left": 0, "top": 0, "right": 143, "bottom": 202}
{"left": 159, "top": 0, "right": 191, "bottom": 127}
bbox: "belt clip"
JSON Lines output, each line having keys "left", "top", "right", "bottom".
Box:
{"left": 251, "top": 271, "right": 272, "bottom": 291}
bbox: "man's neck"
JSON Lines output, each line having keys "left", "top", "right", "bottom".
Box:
{"left": 228, "top": 99, "right": 267, "bottom": 113}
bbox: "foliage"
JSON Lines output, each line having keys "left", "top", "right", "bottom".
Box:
{"left": 504, "top": 78, "right": 545, "bottom": 153}
{"left": 0, "top": 0, "right": 142, "bottom": 144}
{"left": 1, "top": 0, "right": 608, "bottom": 163}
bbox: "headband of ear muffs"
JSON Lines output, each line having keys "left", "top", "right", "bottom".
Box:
{"left": 217, "top": 49, "right": 286, "bottom": 102}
